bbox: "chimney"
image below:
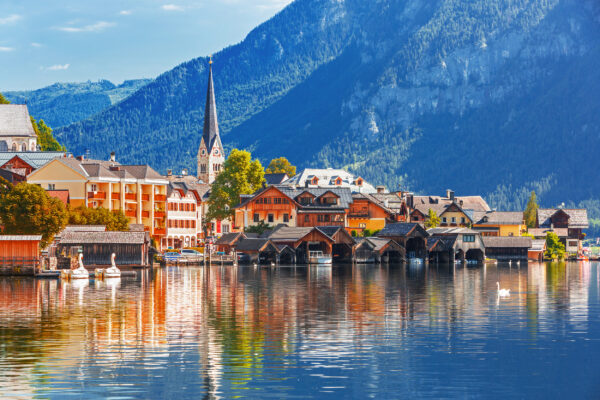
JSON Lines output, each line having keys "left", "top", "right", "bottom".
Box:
{"left": 376, "top": 185, "right": 386, "bottom": 194}
{"left": 167, "top": 169, "right": 173, "bottom": 177}
{"left": 406, "top": 193, "right": 414, "bottom": 208}
{"left": 447, "top": 189, "right": 455, "bottom": 201}
{"left": 110, "top": 151, "right": 116, "bottom": 162}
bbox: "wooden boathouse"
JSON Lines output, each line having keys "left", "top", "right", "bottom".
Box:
{"left": 0, "top": 235, "right": 41, "bottom": 275}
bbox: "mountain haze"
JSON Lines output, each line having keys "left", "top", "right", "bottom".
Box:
{"left": 55, "top": 0, "right": 600, "bottom": 211}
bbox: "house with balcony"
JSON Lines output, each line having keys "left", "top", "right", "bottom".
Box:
{"left": 279, "top": 168, "right": 377, "bottom": 193}
{"left": 26, "top": 154, "right": 168, "bottom": 245}
{"left": 529, "top": 208, "right": 589, "bottom": 254}
{"left": 410, "top": 190, "right": 491, "bottom": 227}
{"left": 347, "top": 192, "right": 410, "bottom": 235}
{"left": 472, "top": 211, "right": 525, "bottom": 237}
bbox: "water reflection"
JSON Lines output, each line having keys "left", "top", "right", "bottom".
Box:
{"left": 0, "top": 263, "right": 598, "bottom": 398}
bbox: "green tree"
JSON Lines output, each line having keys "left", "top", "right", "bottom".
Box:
{"left": 0, "top": 92, "right": 9, "bottom": 104}
{"left": 32, "top": 118, "right": 65, "bottom": 151}
{"left": 207, "top": 149, "right": 265, "bottom": 221}
{"left": 544, "top": 231, "right": 566, "bottom": 261}
{"left": 362, "top": 228, "right": 373, "bottom": 237}
{"left": 67, "top": 205, "right": 129, "bottom": 231}
{"left": 244, "top": 221, "right": 272, "bottom": 235}
{"left": 425, "top": 209, "right": 441, "bottom": 228}
{"left": 0, "top": 183, "right": 68, "bottom": 248}
{"left": 524, "top": 191, "right": 539, "bottom": 228}
{"left": 266, "top": 157, "right": 296, "bottom": 177}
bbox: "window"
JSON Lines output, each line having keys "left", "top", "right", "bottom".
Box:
{"left": 253, "top": 213, "right": 260, "bottom": 223}
{"left": 463, "top": 235, "right": 475, "bottom": 243}
{"left": 461, "top": 217, "right": 466, "bottom": 224}
{"left": 304, "top": 215, "right": 309, "bottom": 223}
{"left": 359, "top": 223, "right": 366, "bottom": 229}
{"left": 200, "top": 164, "right": 207, "bottom": 174}
{"left": 442, "top": 217, "right": 447, "bottom": 223}
{"left": 283, "top": 213, "right": 289, "bottom": 223}
{"left": 90, "top": 184, "right": 97, "bottom": 192}
{"left": 21, "top": 143, "right": 26, "bottom": 152}
{"left": 48, "top": 184, "right": 55, "bottom": 190}
{"left": 268, "top": 214, "right": 274, "bottom": 223}
{"left": 451, "top": 217, "right": 456, "bottom": 223}
{"left": 222, "top": 224, "right": 229, "bottom": 233}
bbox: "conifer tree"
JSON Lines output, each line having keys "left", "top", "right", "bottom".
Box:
{"left": 524, "top": 191, "right": 539, "bottom": 228}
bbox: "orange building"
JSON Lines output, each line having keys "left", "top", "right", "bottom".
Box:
{"left": 347, "top": 193, "right": 409, "bottom": 235}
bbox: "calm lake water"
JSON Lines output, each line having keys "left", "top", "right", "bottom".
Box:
{"left": 0, "top": 262, "right": 599, "bottom": 399}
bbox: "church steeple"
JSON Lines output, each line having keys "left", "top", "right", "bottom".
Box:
{"left": 197, "top": 57, "right": 225, "bottom": 184}
{"left": 203, "top": 57, "right": 221, "bottom": 152}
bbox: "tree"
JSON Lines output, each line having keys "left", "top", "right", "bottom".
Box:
{"left": 207, "top": 149, "right": 265, "bottom": 221}
{"left": 266, "top": 157, "right": 296, "bottom": 177}
{"left": 32, "top": 118, "right": 65, "bottom": 151}
{"left": 425, "top": 209, "right": 441, "bottom": 228}
{"left": 67, "top": 205, "right": 129, "bottom": 231}
{"left": 524, "top": 191, "right": 539, "bottom": 228}
{"left": 0, "top": 183, "right": 68, "bottom": 248}
{"left": 544, "top": 231, "right": 566, "bottom": 261}
{"left": 244, "top": 221, "right": 272, "bottom": 235}
{"left": 0, "top": 92, "right": 9, "bottom": 104}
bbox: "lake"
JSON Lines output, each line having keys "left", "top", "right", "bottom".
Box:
{"left": 0, "top": 262, "right": 598, "bottom": 399}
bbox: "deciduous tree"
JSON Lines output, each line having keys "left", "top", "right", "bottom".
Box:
{"left": 0, "top": 183, "right": 68, "bottom": 248}
{"left": 425, "top": 209, "right": 441, "bottom": 228}
{"left": 67, "top": 205, "right": 129, "bottom": 231}
{"left": 207, "top": 149, "right": 265, "bottom": 222}
{"left": 544, "top": 231, "right": 566, "bottom": 260}
{"left": 266, "top": 157, "right": 296, "bottom": 177}
{"left": 524, "top": 191, "right": 539, "bottom": 228}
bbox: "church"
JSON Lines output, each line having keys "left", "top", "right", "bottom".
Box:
{"left": 197, "top": 58, "right": 225, "bottom": 184}
{"left": 0, "top": 104, "right": 38, "bottom": 152}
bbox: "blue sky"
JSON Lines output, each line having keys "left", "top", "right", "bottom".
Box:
{"left": 0, "top": 0, "right": 292, "bottom": 91}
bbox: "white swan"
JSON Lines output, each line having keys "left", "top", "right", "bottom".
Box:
{"left": 71, "top": 253, "right": 90, "bottom": 279}
{"left": 497, "top": 281, "right": 510, "bottom": 297}
{"left": 104, "top": 253, "right": 121, "bottom": 278}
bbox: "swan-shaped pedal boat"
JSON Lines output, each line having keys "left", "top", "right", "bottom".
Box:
{"left": 62, "top": 253, "right": 89, "bottom": 280}
{"left": 104, "top": 253, "right": 121, "bottom": 278}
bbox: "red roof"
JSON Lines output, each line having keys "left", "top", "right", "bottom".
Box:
{"left": 47, "top": 190, "right": 70, "bottom": 205}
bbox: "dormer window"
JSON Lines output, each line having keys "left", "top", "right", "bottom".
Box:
{"left": 356, "top": 178, "right": 363, "bottom": 186}
{"left": 335, "top": 178, "right": 342, "bottom": 185}
{"left": 311, "top": 177, "right": 319, "bottom": 185}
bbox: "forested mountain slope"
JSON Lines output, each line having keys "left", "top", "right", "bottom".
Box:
{"left": 55, "top": 0, "right": 600, "bottom": 211}
{"left": 5, "top": 79, "right": 151, "bottom": 128}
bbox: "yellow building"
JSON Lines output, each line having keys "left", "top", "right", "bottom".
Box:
{"left": 27, "top": 155, "right": 168, "bottom": 243}
{"left": 472, "top": 211, "right": 525, "bottom": 237}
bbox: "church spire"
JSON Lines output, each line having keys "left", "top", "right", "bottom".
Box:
{"left": 202, "top": 56, "right": 220, "bottom": 151}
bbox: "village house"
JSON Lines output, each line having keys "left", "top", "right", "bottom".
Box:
{"left": 409, "top": 189, "right": 491, "bottom": 226}
{"left": 472, "top": 211, "right": 525, "bottom": 237}
{"left": 280, "top": 168, "right": 377, "bottom": 193}
{"left": 377, "top": 223, "right": 429, "bottom": 260}
{"left": 426, "top": 227, "right": 486, "bottom": 263}
{"left": 26, "top": 153, "right": 168, "bottom": 245}
{"left": 482, "top": 236, "right": 532, "bottom": 261}
{"left": 0, "top": 151, "right": 65, "bottom": 177}
{"left": 0, "top": 104, "right": 38, "bottom": 152}
{"left": 529, "top": 208, "right": 589, "bottom": 254}
{"left": 347, "top": 191, "right": 410, "bottom": 235}
{"left": 234, "top": 185, "right": 353, "bottom": 231}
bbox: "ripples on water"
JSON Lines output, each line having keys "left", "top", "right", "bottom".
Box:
{"left": 0, "top": 262, "right": 599, "bottom": 399}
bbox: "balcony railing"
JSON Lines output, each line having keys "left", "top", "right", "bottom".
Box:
{"left": 154, "top": 228, "right": 166, "bottom": 235}
{"left": 154, "top": 211, "right": 166, "bottom": 218}
{"left": 141, "top": 194, "right": 150, "bottom": 201}
{"left": 125, "top": 193, "right": 136, "bottom": 201}
{"left": 111, "top": 192, "right": 120, "bottom": 200}
{"left": 87, "top": 191, "right": 106, "bottom": 200}
{"left": 141, "top": 211, "right": 150, "bottom": 218}
{"left": 125, "top": 210, "right": 136, "bottom": 217}
{"left": 154, "top": 194, "right": 166, "bottom": 202}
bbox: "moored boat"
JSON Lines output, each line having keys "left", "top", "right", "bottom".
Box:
{"left": 308, "top": 250, "right": 332, "bottom": 265}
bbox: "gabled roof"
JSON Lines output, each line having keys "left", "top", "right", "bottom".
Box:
{"left": 413, "top": 194, "right": 491, "bottom": 212}
{"left": 483, "top": 236, "right": 532, "bottom": 248}
{"left": 537, "top": 208, "right": 589, "bottom": 228}
{"left": 378, "top": 223, "right": 428, "bottom": 238}
{"left": 215, "top": 232, "right": 245, "bottom": 246}
{"left": 528, "top": 227, "right": 569, "bottom": 238}
{"left": 59, "top": 231, "right": 147, "bottom": 244}
{"left": 0, "top": 104, "right": 35, "bottom": 137}
{"left": 281, "top": 168, "right": 377, "bottom": 194}
{"left": 121, "top": 165, "right": 164, "bottom": 180}
{"left": 0, "top": 152, "right": 65, "bottom": 170}
{"left": 47, "top": 189, "right": 70, "bottom": 205}
{"left": 267, "top": 226, "right": 314, "bottom": 242}
{"left": 264, "top": 173, "right": 288, "bottom": 185}
{"left": 472, "top": 211, "right": 524, "bottom": 225}
{"left": 235, "top": 238, "right": 274, "bottom": 252}
{"left": 427, "top": 227, "right": 479, "bottom": 235}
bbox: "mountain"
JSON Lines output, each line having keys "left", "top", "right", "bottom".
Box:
{"left": 5, "top": 79, "right": 152, "bottom": 128}
{"left": 54, "top": 0, "right": 600, "bottom": 212}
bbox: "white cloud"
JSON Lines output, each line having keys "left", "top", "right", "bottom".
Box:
{"left": 0, "top": 14, "right": 21, "bottom": 25}
{"left": 119, "top": 10, "right": 132, "bottom": 15}
{"left": 44, "top": 64, "right": 70, "bottom": 71}
{"left": 56, "top": 21, "right": 115, "bottom": 33}
{"left": 0, "top": 46, "right": 14, "bottom": 52}
{"left": 31, "top": 42, "right": 42, "bottom": 48}
{"left": 162, "top": 4, "right": 184, "bottom": 11}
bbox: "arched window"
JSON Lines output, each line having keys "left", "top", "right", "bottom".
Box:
{"left": 0, "top": 141, "right": 7, "bottom": 152}
{"left": 11, "top": 143, "right": 17, "bottom": 151}
{"left": 21, "top": 143, "right": 26, "bottom": 152}
{"left": 30, "top": 143, "right": 35, "bottom": 151}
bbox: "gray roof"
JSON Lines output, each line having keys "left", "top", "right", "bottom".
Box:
{"left": 63, "top": 225, "right": 106, "bottom": 232}
{"left": 277, "top": 186, "right": 353, "bottom": 209}
{"left": 0, "top": 235, "right": 42, "bottom": 241}
{"left": 537, "top": 208, "right": 589, "bottom": 229}
{"left": 281, "top": 168, "right": 377, "bottom": 194}
{"left": 483, "top": 236, "right": 532, "bottom": 249}
{"left": 267, "top": 226, "right": 315, "bottom": 242}
{"left": 59, "top": 231, "right": 148, "bottom": 244}
{"left": 413, "top": 195, "right": 491, "bottom": 212}
{"left": 473, "top": 211, "right": 524, "bottom": 225}
{"left": 0, "top": 152, "right": 65, "bottom": 169}
{"left": 361, "top": 237, "right": 399, "bottom": 252}
{"left": 378, "top": 223, "right": 426, "bottom": 237}
{"left": 265, "top": 173, "right": 289, "bottom": 185}
{"left": 315, "top": 226, "right": 344, "bottom": 239}
{"left": 215, "top": 232, "right": 244, "bottom": 245}
{"left": 235, "top": 238, "right": 272, "bottom": 252}
{"left": 0, "top": 105, "right": 35, "bottom": 137}
{"left": 121, "top": 165, "right": 164, "bottom": 180}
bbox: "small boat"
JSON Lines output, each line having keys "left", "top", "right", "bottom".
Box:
{"left": 104, "top": 253, "right": 121, "bottom": 278}
{"left": 308, "top": 250, "right": 332, "bottom": 265}
{"left": 408, "top": 257, "right": 423, "bottom": 265}
{"left": 61, "top": 253, "right": 89, "bottom": 280}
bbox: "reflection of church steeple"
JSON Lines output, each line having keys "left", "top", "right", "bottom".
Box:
{"left": 197, "top": 57, "right": 225, "bottom": 184}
